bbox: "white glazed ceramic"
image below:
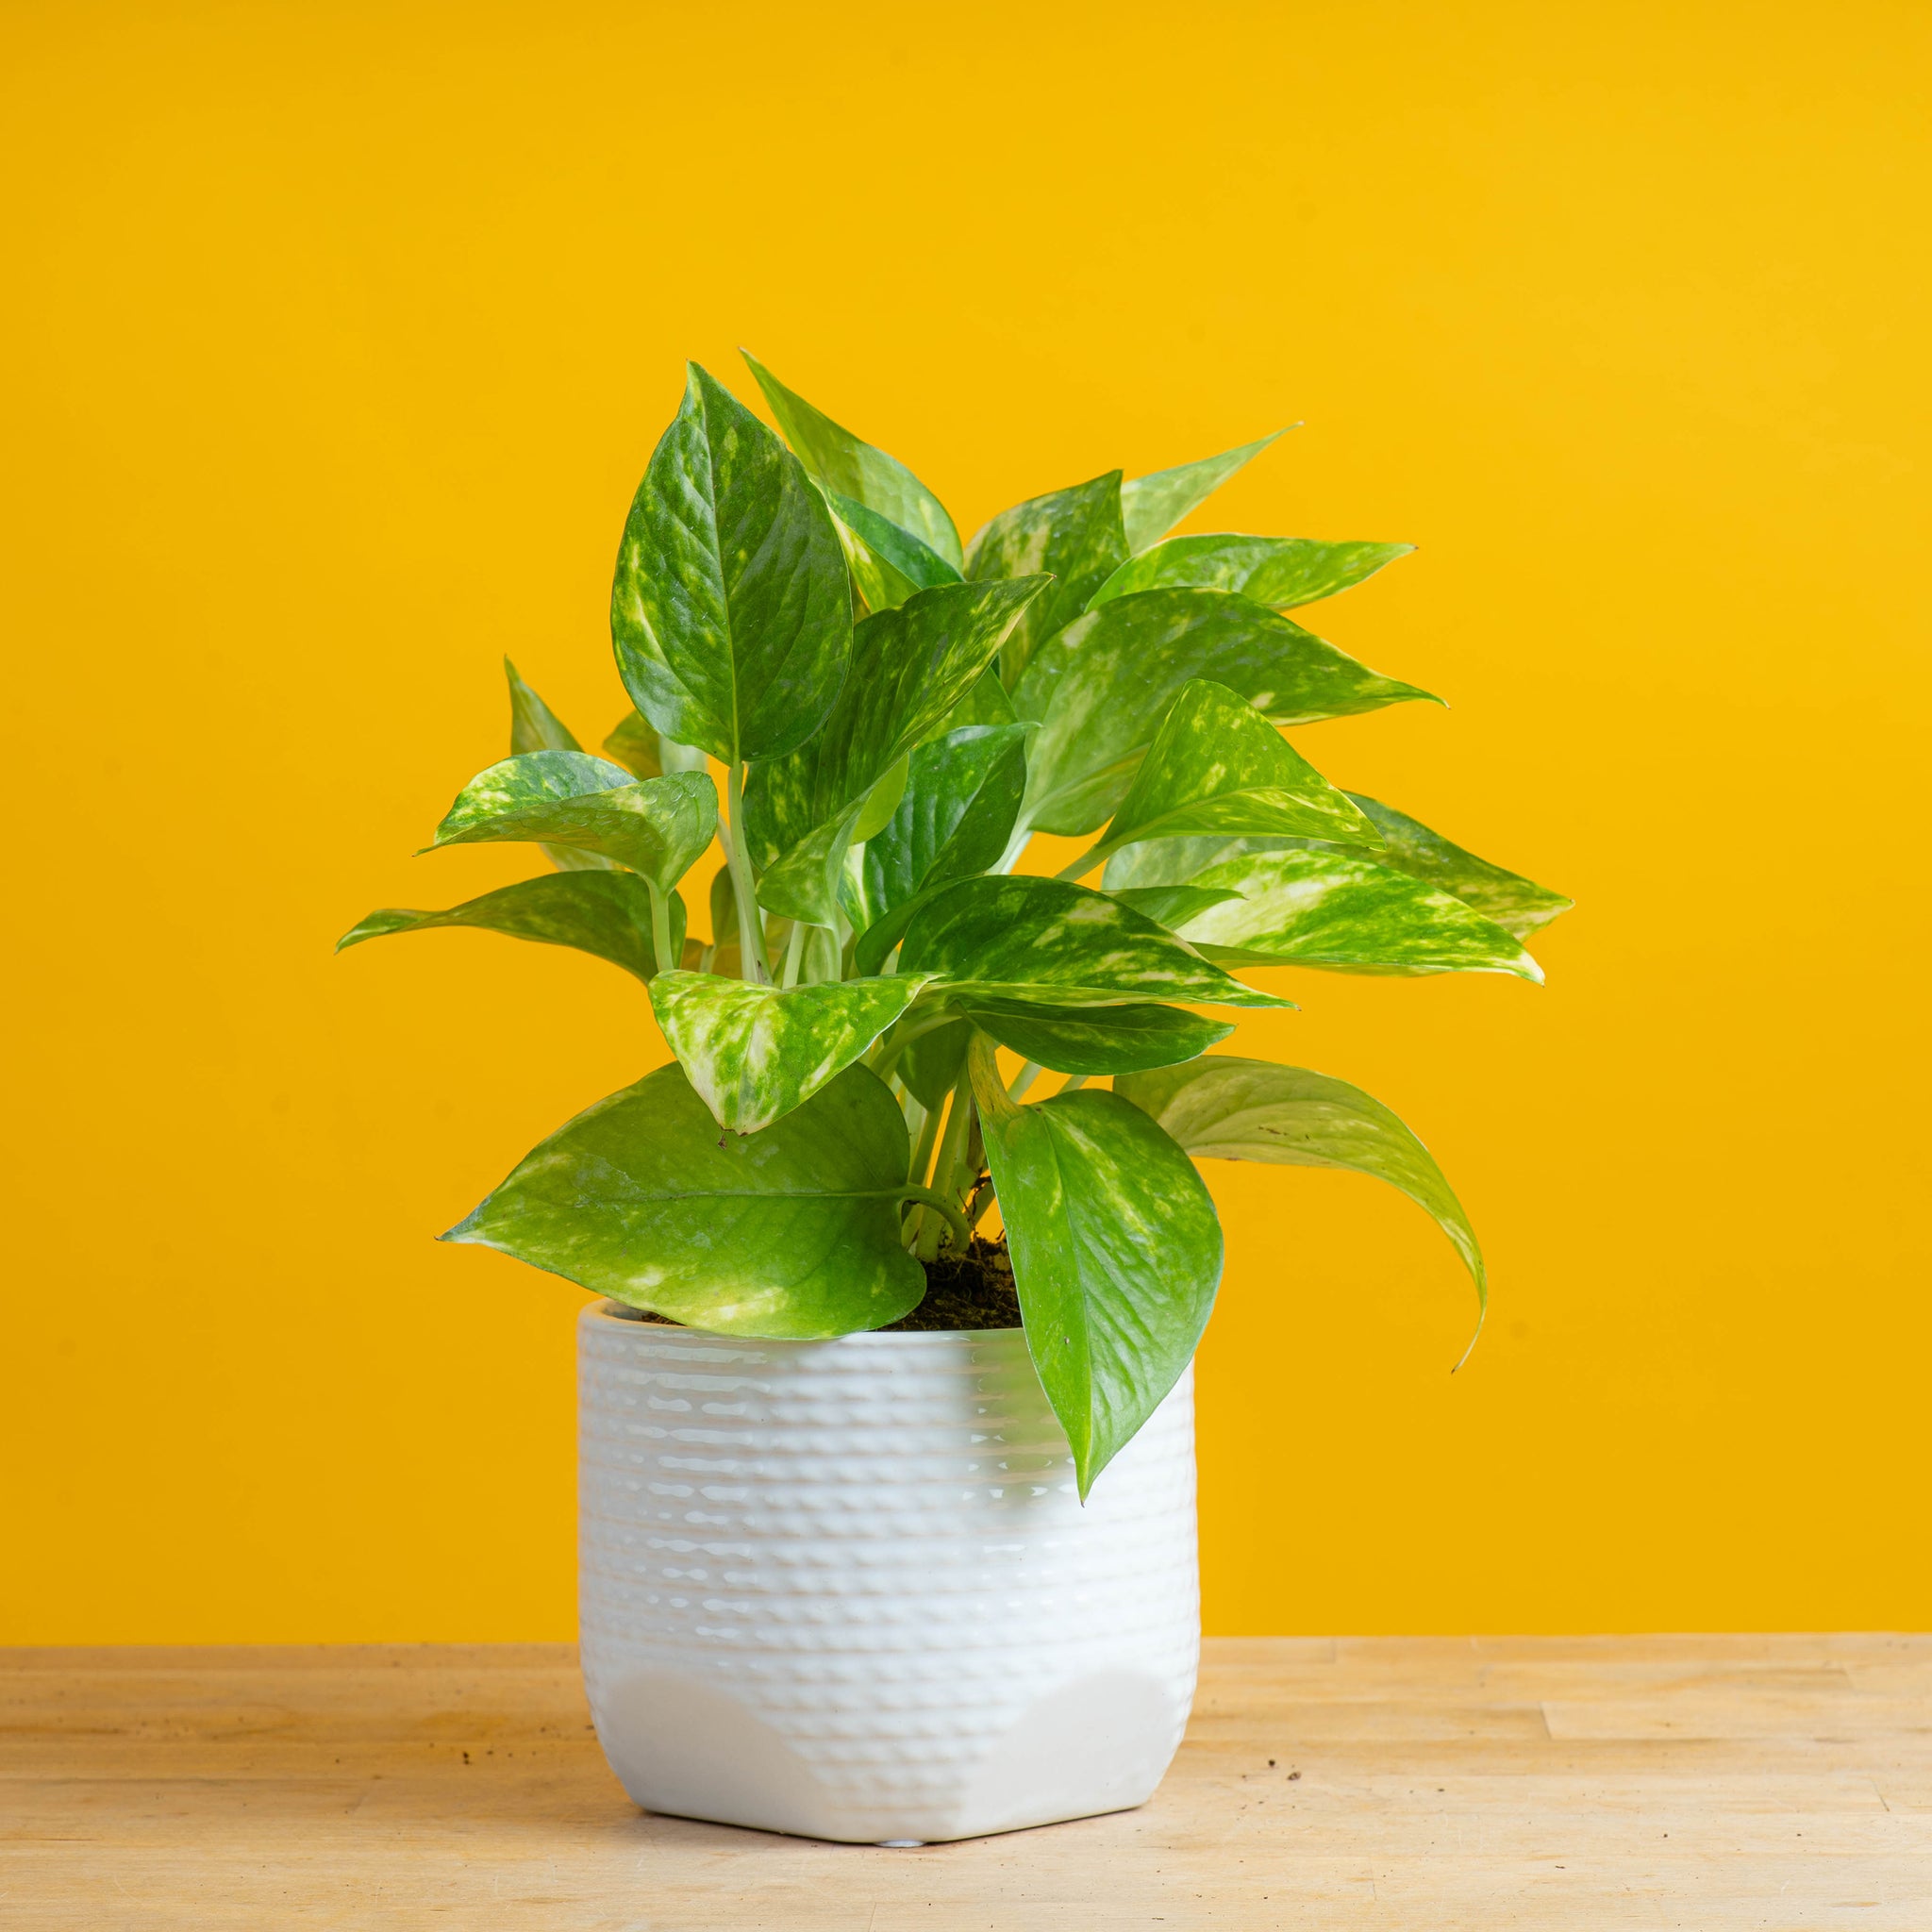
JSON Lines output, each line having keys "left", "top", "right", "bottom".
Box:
{"left": 578, "top": 1302, "right": 1199, "bottom": 1844}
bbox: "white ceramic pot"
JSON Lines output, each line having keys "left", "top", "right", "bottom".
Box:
{"left": 578, "top": 1302, "right": 1199, "bottom": 1844}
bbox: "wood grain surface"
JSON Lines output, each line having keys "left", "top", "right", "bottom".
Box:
{"left": 3, "top": 1636, "right": 1927, "bottom": 1928}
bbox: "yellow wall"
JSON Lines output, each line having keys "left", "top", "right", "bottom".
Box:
{"left": 6, "top": 0, "right": 1926, "bottom": 1641}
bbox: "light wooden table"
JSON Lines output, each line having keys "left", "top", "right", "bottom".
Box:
{"left": 2, "top": 1636, "right": 1927, "bottom": 1928}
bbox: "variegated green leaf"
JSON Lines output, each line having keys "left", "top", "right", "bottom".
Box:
{"left": 336, "top": 872, "right": 684, "bottom": 983}
{"left": 931, "top": 663, "right": 1021, "bottom": 735}
{"left": 1339, "top": 795, "right": 1572, "bottom": 938}
{"left": 961, "top": 998, "right": 1231, "bottom": 1075}
{"left": 829, "top": 491, "right": 962, "bottom": 613}
{"left": 744, "top": 576, "right": 1046, "bottom": 878}
{"left": 650, "top": 969, "right": 939, "bottom": 1134}
{"left": 1176, "top": 848, "right": 1544, "bottom": 979}
{"left": 611, "top": 363, "right": 852, "bottom": 764}
{"left": 1091, "top": 534, "right": 1412, "bottom": 609}
{"left": 742, "top": 351, "right": 963, "bottom": 568}
{"left": 1104, "top": 883, "right": 1245, "bottom": 929}
{"left": 964, "top": 473, "right": 1129, "bottom": 691}
{"left": 897, "top": 875, "right": 1290, "bottom": 1008}
{"left": 1014, "top": 590, "right": 1440, "bottom": 837}
{"left": 1084, "top": 677, "right": 1380, "bottom": 869}
{"left": 443, "top": 1062, "right": 924, "bottom": 1337}
{"left": 1118, "top": 430, "right": 1288, "bottom": 553}
{"left": 430, "top": 752, "right": 718, "bottom": 895}
{"left": 967, "top": 1034, "right": 1222, "bottom": 1496}
{"left": 503, "top": 658, "right": 616, "bottom": 874}
{"left": 899, "top": 1014, "right": 972, "bottom": 1111}
{"left": 1116, "top": 1056, "right": 1484, "bottom": 1322}
{"left": 855, "top": 724, "right": 1029, "bottom": 936}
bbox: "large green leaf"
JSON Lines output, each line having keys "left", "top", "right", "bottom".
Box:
{"left": 336, "top": 872, "right": 684, "bottom": 983}
{"left": 650, "top": 969, "right": 938, "bottom": 1134}
{"left": 611, "top": 363, "right": 852, "bottom": 764}
{"left": 1014, "top": 590, "right": 1439, "bottom": 836}
{"left": 828, "top": 491, "right": 962, "bottom": 614}
{"left": 1118, "top": 430, "right": 1287, "bottom": 554}
{"left": 1085, "top": 677, "right": 1380, "bottom": 868}
{"left": 503, "top": 658, "right": 616, "bottom": 874}
{"left": 899, "top": 1014, "right": 972, "bottom": 1111}
{"left": 744, "top": 576, "right": 1047, "bottom": 908}
{"left": 968, "top": 1035, "right": 1222, "bottom": 1496}
{"left": 430, "top": 752, "right": 718, "bottom": 895}
{"left": 961, "top": 998, "right": 1231, "bottom": 1075}
{"left": 858, "top": 725, "right": 1028, "bottom": 924}
{"left": 964, "top": 473, "right": 1129, "bottom": 691}
{"left": 1117, "top": 1056, "right": 1484, "bottom": 1321}
{"left": 1091, "top": 534, "right": 1412, "bottom": 609}
{"left": 1339, "top": 795, "right": 1572, "bottom": 938}
{"left": 929, "top": 664, "right": 1020, "bottom": 737}
{"left": 896, "top": 874, "right": 1291, "bottom": 1008}
{"left": 1176, "top": 848, "right": 1544, "bottom": 979}
{"left": 742, "top": 351, "right": 963, "bottom": 568}
{"left": 443, "top": 1062, "right": 924, "bottom": 1337}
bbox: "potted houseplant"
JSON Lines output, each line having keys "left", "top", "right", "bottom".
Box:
{"left": 340, "top": 355, "right": 1568, "bottom": 1845}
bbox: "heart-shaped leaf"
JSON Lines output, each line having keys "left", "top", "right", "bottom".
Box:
{"left": 742, "top": 351, "right": 963, "bottom": 568}
{"left": 1117, "top": 1056, "right": 1484, "bottom": 1326}
{"left": 968, "top": 1035, "right": 1221, "bottom": 1496}
{"left": 1091, "top": 534, "right": 1412, "bottom": 609}
{"left": 611, "top": 363, "right": 852, "bottom": 764}
{"left": 443, "top": 1062, "right": 924, "bottom": 1337}
{"left": 651, "top": 969, "right": 939, "bottom": 1134}
{"left": 961, "top": 998, "right": 1232, "bottom": 1075}
{"left": 965, "top": 472, "right": 1130, "bottom": 690}
{"left": 1118, "top": 430, "right": 1289, "bottom": 553}
{"left": 1085, "top": 677, "right": 1381, "bottom": 868}
{"left": 744, "top": 576, "right": 1047, "bottom": 876}
{"left": 430, "top": 752, "right": 718, "bottom": 895}
{"left": 1013, "top": 590, "right": 1440, "bottom": 836}
{"left": 1177, "top": 848, "right": 1544, "bottom": 979}
{"left": 897, "top": 874, "right": 1290, "bottom": 1008}
{"left": 856, "top": 724, "right": 1029, "bottom": 931}
{"left": 336, "top": 872, "right": 685, "bottom": 983}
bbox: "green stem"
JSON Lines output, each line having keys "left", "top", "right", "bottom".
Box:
{"left": 868, "top": 1005, "right": 956, "bottom": 1083}
{"left": 647, "top": 883, "right": 675, "bottom": 974}
{"left": 780, "top": 919, "right": 807, "bottom": 989}
{"left": 965, "top": 1176, "right": 997, "bottom": 1231}
{"left": 907, "top": 1096, "right": 942, "bottom": 1186}
{"left": 1008, "top": 1059, "right": 1042, "bottom": 1101}
{"left": 1053, "top": 839, "right": 1111, "bottom": 883}
{"left": 1058, "top": 1073, "right": 1089, "bottom": 1093}
{"left": 895, "top": 1185, "right": 972, "bottom": 1258}
{"left": 723, "top": 763, "right": 772, "bottom": 983}
{"left": 917, "top": 1071, "right": 976, "bottom": 1262}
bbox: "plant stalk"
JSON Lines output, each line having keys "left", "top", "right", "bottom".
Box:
{"left": 1053, "top": 840, "right": 1110, "bottom": 883}
{"left": 647, "top": 884, "right": 675, "bottom": 975}
{"left": 780, "top": 919, "right": 807, "bottom": 989}
{"left": 1007, "top": 1059, "right": 1042, "bottom": 1101}
{"left": 917, "top": 1071, "right": 976, "bottom": 1262}
{"left": 722, "top": 762, "right": 772, "bottom": 983}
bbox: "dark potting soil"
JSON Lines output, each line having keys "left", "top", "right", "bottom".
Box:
{"left": 614, "top": 1237, "right": 1022, "bottom": 1332}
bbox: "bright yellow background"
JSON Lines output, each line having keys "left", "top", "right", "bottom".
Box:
{"left": 6, "top": 1, "right": 1926, "bottom": 1642}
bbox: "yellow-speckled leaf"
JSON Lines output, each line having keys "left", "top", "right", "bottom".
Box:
{"left": 650, "top": 970, "right": 940, "bottom": 1135}
{"left": 1118, "top": 430, "right": 1289, "bottom": 553}
{"left": 968, "top": 1035, "right": 1221, "bottom": 1497}
{"left": 964, "top": 472, "right": 1129, "bottom": 691}
{"left": 1178, "top": 848, "right": 1544, "bottom": 979}
{"left": 611, "top": 364, "right": 852, "bottom": 764}
{"left": 504, "top": 658, "right": 616, "bottom": 874}
{"left": 1090, "top": 678, "right": 1380, "bottom": 865}
{"left": 897, "top": 875, "right": 1290, "bottom": 1008}
{"left": 429, "top": 751, "right": 718, "bottom": 896}
{"left": 743, "top": 351, "right": 963, "bottom": 568}
{"left": 336, "top": 873, "right": 684, "bottom": 983}
{"left": 1091, "top": 534, "right": 1412, "bottom": 609}
{"left": 1015, "top": 590, "right": 1439, "bottom": 837}
{"left": 960, "top": 998, "right": 1232, "bottom": 1076}
{"left": 828, "top": 491, "right": 961, "bottom": 614}
{"left": 443, "top": 1062, "right": 924, "bottom": 1337}
{"left": 1117, "top": 1056, "right": 1484, "bottom": 1335}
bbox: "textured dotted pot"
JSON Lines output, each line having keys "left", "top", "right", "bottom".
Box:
{"left": 578, "top": 1301, "right": 1200, "bottom": 1844}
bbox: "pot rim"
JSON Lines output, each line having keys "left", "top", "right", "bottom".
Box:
{"left": 583, "top": 1298, "right": 1025, "bottom": 1346}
